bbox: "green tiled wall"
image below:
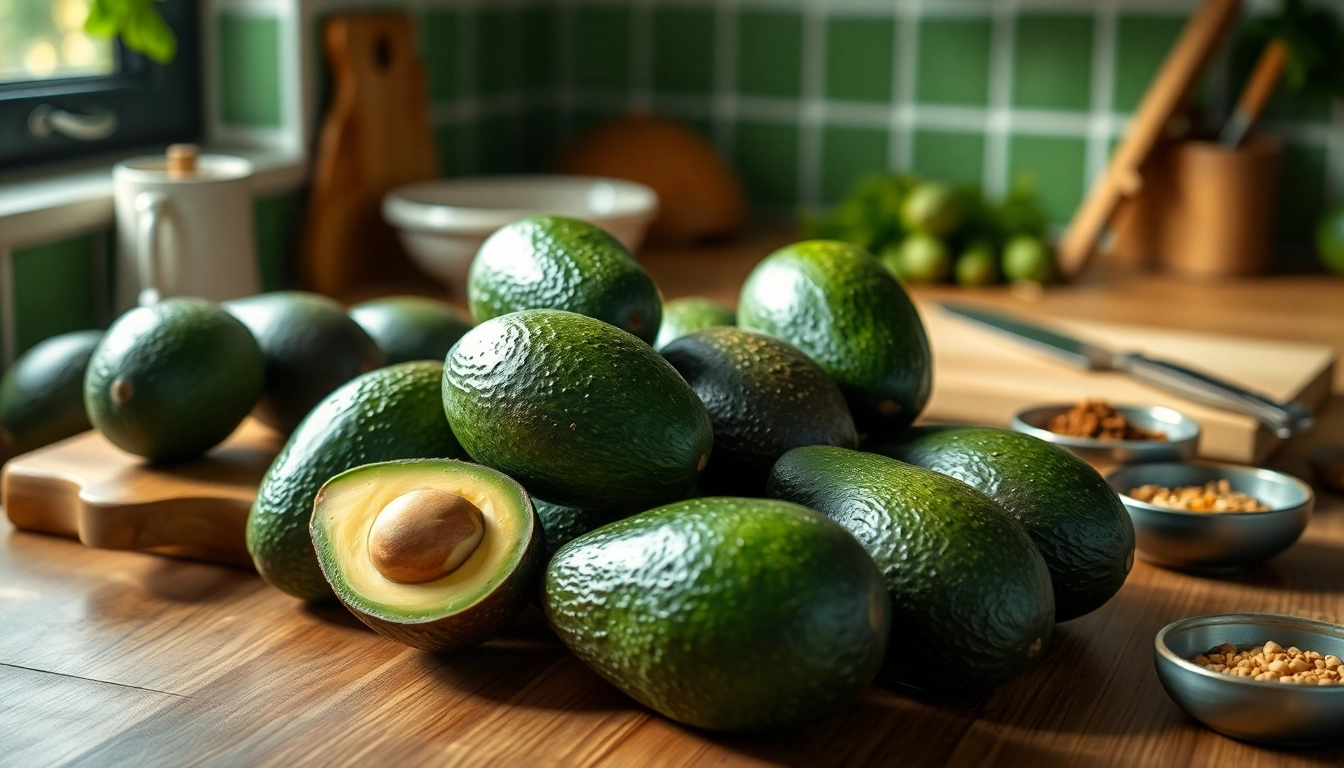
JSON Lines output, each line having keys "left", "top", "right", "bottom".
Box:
{"left": 217, "top": 14, "right": 282, "bottom": 128}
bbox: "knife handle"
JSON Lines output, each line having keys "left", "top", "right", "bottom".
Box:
{"left": 1121, "top": 354, "right": 1314, "bottom": 439}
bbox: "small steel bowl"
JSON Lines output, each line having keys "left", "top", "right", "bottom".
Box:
{"left": 1155, "top": 613, "right": 1344, "bottom": 747}
{"left": 1108, "top": 462, "right": 1313, "bottom": 572}
{"left": 1011, "top": 404, "right": 1200, "bottom": 466}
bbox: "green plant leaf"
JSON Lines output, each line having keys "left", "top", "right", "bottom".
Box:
{"left": 82, "top": 0, "right": 177, "bottom": 64}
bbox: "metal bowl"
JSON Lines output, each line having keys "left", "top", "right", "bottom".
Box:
{"left": 1011, "top": 404, "right": 1200, "bottom": 466}
{"left": 1107, "top": 462, "right": 1313, "bottom": 572}
{"left": 1155, "top": 613, "right": 1344, "bottom": 747}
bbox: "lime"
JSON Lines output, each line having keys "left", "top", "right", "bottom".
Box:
{"left": 1002, "top": 235, "right": 1053, "bottom": 283}
{"left": 885, "top": 234, "right": 951, "bottom": 284}
{"left": 955, "top": 242, "right": 1000, "bottom": 287}
{"left": 1317, "top": 201, "right": 1344, "bottom": 275}
{"left": 900, "top": 183, "right": 961, "bottom": 236}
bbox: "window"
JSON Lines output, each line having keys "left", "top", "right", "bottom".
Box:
{"left": 0, "top": 0, "right": 199, "bottom": 169}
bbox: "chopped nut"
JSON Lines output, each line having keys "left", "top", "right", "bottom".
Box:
{"left": 1129, "top": 480, "right": 1270, "bottom": 513}
{"left": 1190, "top": 641, "right": 1342, "bottom": 686}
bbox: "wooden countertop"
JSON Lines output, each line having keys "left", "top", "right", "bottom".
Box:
{"left": 4, "top": 234, "right": 1344, "bottom": 767}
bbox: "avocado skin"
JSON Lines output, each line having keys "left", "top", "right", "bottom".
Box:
{"left": 0, "top": 330, "right": 102, "bottom": 461}
{"left": 661, "top": 327, "right": 856, "bottom": 495}
{"left": 653, "top": 296, "right": 735, "bottom": 350}
{"left": 442, "top": 309, "right": 712, "bottom": 513}
{"left": 533, "top": 497, "right": 609, "bottom": 563}
{"left": 312, "top": 459, "right": 540, "bottom": 652}
{"left": 543, "top": 497, "right": 889, "bottom": 732}
{"left": 467, "top": 215, "right": 663, "bottom": 344}
{"left": 85, "top": 298, "right": 264, "bottom": 462}
{"left": 737, "top": 240, "right": 932, "bottom": 436}
{"left": 248, "top": 361, "right": 465, "bottom": 600}
{"left": 871, "top": 426, "right": 1135, "bottom": 622}
{"left": 225, "top": 292, "right": 384, "bottom": 435}
{"left": 348, "top": 296, "right": 472, "bottom": 365}
{"left": 768, "top": 446, "right": 1055, "bottom": 694}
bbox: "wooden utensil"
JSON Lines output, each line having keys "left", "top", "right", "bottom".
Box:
{"left": 1057, "top": 0, "right": 1242, "bottom": 280}
{"left": 2, "top": 419, "right": 282, "bottom": 568}
{"left": 301, "top": 13, "right": 439, "bottom": 297}
{"left": 1220, "top": 39, "right": 1291, "bottom": 146}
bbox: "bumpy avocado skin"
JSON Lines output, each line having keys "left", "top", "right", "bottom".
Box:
{"left": 768, "top": 446, "right": 1055, "bottom": 694}
{"left": 442, "top": 309, "right": 712, "bottom": 513}
{"left": 225, "top": 291, "right": 384, "bottom": 435}
{"left": 0, "top": 330, "right": 102, "bottom": 461}
{"left": 872, "top": 426, "right": 1135, "bottom": 621}
{"left": 311, "top": 459, "right": 540, "bottom": 652}
{"left": 248, "top": 361, "right": 465, "bottom": 600}
{"left": 661, "top": 327, "right": 856, "bottom": 495}
{"left": 737, "top": 240, "right": 932, "bottom": 436}
{"left": 543, "top": 497, "right": 889, "bottom": 732}
{"left": 467, "top": 215, "right": 663, "bottom": 344}
{"left": 653, "top": 296, "right": 735, "bottom": 350}
{"left": 85, "top": 298, "right": 264, "bottom": 462}
{"left": 348, "top": 296, "right": 473, "bottom": 365}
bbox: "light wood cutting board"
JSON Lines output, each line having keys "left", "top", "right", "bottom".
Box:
{"left": 920, "top": 301, "right": 1335, "bottom": 464}
{"left": 2, "top": 419, "right": 282, "bottom": 568}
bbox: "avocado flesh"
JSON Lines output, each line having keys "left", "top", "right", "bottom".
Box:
{"left": 737, "top": 240, "right": 932, "bottom": 436}
{"left": 0, "top": 329, "right": 102, "bottom": 461}
{"left": 312, "top": 459, "right": 538, "bottom": 650}
{"left": 661, "top": 326, "right": 856, "bottom": 495}
{"left": 442, "top": 309, "right": 712, "bottom": 513}
{"left": 543, "top": 497, "right": 889, "bottom": 732}
{"left": 467, "top": 215, "right": 663, "bottom": 344}
{"left": 871, "top": 426, "right": 1135, "bottom": 621}
{"left": 248, "top": 361, "right": 465, "bottom": 601}
{"left": 653, "top": 297, "right": 735, "bottom": 350}
{"left": 768, "top": 446, "right": 1055, "bottom": 694}
{"left": 348, "top": 296, "right": 472, "bottom": 365}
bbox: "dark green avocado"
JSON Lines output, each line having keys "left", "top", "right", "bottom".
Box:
{"left": 442, "top": 309, "right": 712, "bottom": 514}
{"left": 769, "top": 446, "right": 1054, "bottom": 694}
{"left": 872, "top": 426, "right": 1135, "bottom": 621}
{"left": 533, "top": 497, "right": 610, "bottom": 563}
{"left": 247, "top": 361, "right": 465, "bottom": 600}
{"left": 661, "top": 326, "right": 856, "bottom": 494}
{"left": 0, "top": 329, "right": 102, "bottom": 462}
{"left": 85, "top": 298, "right": 264, "bottom": 462}
{"left": 348, "top": 296, "right": 473, "bottom": 365}
{"left": 225, "top": 291, "right": 384, "bottom": 434}
{"left": 653, "top": 296, "right": 735, "bottom": 350}
{"left": 467, "top": 215, "right": 663, "bottom": 344}
{"left": 543, "top": 496, "right": 889, "bottom": 732}
{"left": 737, "top": 240, "right": 932, "bottom": 436}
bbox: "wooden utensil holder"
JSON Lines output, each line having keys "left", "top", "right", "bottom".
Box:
{"left": 1114, "top": 134, "right": 1281, "bottom": 277}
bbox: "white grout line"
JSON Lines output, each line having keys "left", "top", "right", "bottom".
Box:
{"left": 712, "top": 0, "right": 739, "bottom": 157}
{"left": 0, "top": 247, "right": 14, "bottom": 367}
{"left": 893, "top": 0, "right": 919, "bottom": 170}
{"left": 1085, "top": 0, "right": 1118, "bottom": 190}
{"left": 1328, "top": 100, "right": 1344, "bottom": 203}
{"left": 983, "top": 0, "right": 1016, "bottom": 197}
{"left": 798, "top": 0, "right": 824, "bottom": 208}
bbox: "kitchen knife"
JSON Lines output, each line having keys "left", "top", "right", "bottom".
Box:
{"left": 940, "top": 302, "right": 1315, "bottom": 439}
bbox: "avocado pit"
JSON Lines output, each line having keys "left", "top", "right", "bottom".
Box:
{"left": 368, "top": 489, "right": 485, "bottom": 583}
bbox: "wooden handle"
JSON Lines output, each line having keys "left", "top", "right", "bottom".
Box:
{"left": 1220, "top": 40, "right": 1289, "bottom": 147}
{"left": 1057, "top": 0, "right": 1241, "bottom": 280}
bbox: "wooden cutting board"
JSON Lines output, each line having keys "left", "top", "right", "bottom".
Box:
{"left": 921, "top": 302, "right": 1335, "bottom": 464}
{"left": 1, "top": 419, "right": 282, "bottom": 568}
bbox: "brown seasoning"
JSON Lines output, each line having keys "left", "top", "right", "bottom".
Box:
{"left": 1047, "top": 400, "right": 1167, "bottom": 441}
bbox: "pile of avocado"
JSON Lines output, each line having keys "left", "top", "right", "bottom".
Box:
{"left": 8, "top": 214, "right": 1134, "bottom": 735}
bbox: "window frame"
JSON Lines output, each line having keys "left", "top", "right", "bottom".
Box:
{"left": 0, "top": 0, "right": 201, "bottom": 170}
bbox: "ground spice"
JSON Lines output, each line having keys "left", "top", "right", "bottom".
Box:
{"left": 1192, "top": 641, "right": 1343, "bottom": 685}
{"left": 1047, "top": 400, "right": 1167, "bottom": 441}
{"left": 1129, "top": 479, "right": 1270, "bottom": 513}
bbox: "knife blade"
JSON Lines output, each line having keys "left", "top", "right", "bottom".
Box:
{"left": 940, "top": 302, "right": 1314, "bottom": 438}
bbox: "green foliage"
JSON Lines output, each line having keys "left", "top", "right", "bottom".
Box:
{"left": 1242, "top": 0, "right": 1344, "bottom": 98}
{"left": 85, "top": 0, "right": 176, "bottom": 65}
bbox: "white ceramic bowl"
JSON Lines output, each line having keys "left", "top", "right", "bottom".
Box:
{"left": 383, "top": 176, "right": 659, "bottom": 296}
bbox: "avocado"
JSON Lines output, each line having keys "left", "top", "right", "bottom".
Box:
{"left": 348, "top": 296, "right": 473, "bottom": 365}
{"left": 543, "top": 497, "right": 889, "bottom": 732}
{"left": 0, "top": 330, "right": 102, "bottom": 462}
{"left": 653, "top": 296, "right": 735, "bottom": 350}
{"left": 533, "top": 497, "right": 609, "bottom": 563}
{"left": 247, "top": 361, "right": 465, "bottom": 600}
{"left": 737, "top": 240, "right": 932, "bottom": 436}
{"left": 311, "top": 459, "right": 538, "bottom": 651}
{"left": 661, "top": 327, "right": 856, "bottom": 495}
{"left": 85, "top": 298, "right": 264, "bottom": 462}
{"left": 225, "top": 291, "right": 384, "bottom": 435}
{"left": 871, "top": 426, "right": 1134, "bottom": 621}
{"left": 768, "top": 446, "right": 1054, "bottom": 694}
{"left": 467, "top": 215, "right": 663, "bottom": 344}
{"left": 442, "top": 309, "right": 712, "bottom": 513}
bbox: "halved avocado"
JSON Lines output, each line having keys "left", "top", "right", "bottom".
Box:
{"left": 311, "top": 459, "right": 540, "bottom": 651}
